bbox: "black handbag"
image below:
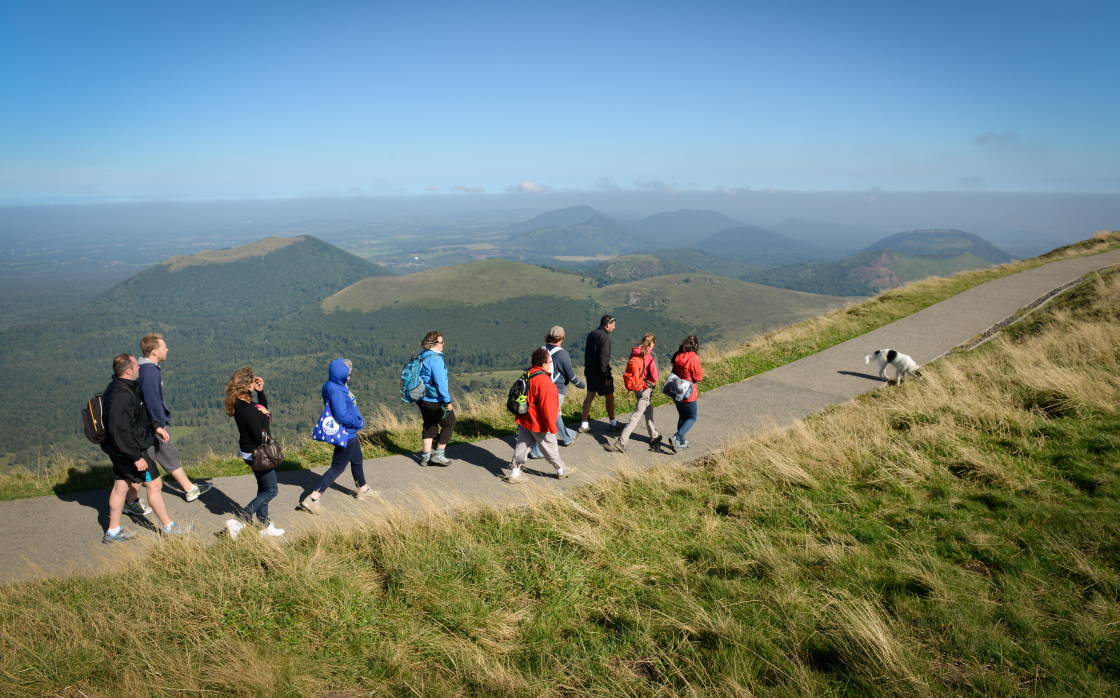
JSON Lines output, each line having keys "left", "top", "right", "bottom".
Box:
{"left": 251, "top": 430, "right": 283, "bottom": 472}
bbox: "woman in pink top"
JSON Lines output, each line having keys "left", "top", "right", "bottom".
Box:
{"left": 667, "top": 334, "right": 703, "bottom": 453}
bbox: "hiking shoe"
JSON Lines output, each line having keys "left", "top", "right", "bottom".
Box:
{"left": 260, "top": 523, "right": 285, "bottom": 537}
{"left": 577, "top": 425, "right": 593, "bottom": 434}
{"left": 650, "top": 435, "right": 664, "bottom": 452}
{"left": 504, "top": 469, "right": 524, "bottom": 484}
{"left": 162, "top": 521, "right": 193, "bottom": 537}
{"left": 557, "top": 466, "right": 577, "bottom": 480}
{"left": 682, "top": 439, "right": 691, "bottom": 450}
{"left": 123, "top": 499, "right": 152, "bottom": 517}
{"left": 300, "top": 496, "right": 321, "bottom": 515}
{"left": 666, "top": 437, "right": 679, "bottom": 454}
{"left": 605, "top": 437, "right": 625, "bottom": 453}
{"left": 355, "top": 487, "right": 380, "bottom": 501}
{"left": 103, "top": 527, "right": 136, "bottom": 544}
{"left": 225, "top": 519, "right": 246, "bottom": 540}
{"left": 527, "top": 451, "right": 544, "bottom": 459}
{"left": 430, "top": 451, "right": 452, "bottom": 466}
{"left": 608, "top": 423, "right": 622, "bottom": 432}
{"left": 419, "top": 451, "right": 432, "bottom": 466}
{"left": 185, "top": 481, "right": 213, "bottom": 502}
{"left": 561, "top": 431, "right": 578, "bottom": 446}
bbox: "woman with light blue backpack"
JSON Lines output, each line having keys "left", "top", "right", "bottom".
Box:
{"left": 417, "top": 330, "right": 456, "bottom": 465}
{"left": 301, "top": 357, "right": 378, "bottom": 514}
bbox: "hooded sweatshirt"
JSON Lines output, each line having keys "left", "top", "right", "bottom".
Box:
{"left": 323, "top": 358, "right": 365, "bottom": 438}
{"left": 629, "top": 346, "right": 659, "bottom": 386}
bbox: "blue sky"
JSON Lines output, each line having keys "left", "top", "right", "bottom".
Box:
{"left": 1, "top": 0, "right": 1117, "bottom": 202}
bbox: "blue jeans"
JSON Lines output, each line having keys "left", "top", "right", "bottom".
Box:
{"left": 241, "top": 464, "right": 278, "bottom": 525}
{"left": 313, "top": 438, "right": 366, "bottom": 494}
{"left": 531, "top": 393, "right": 573, "bottom": 458}
{"left": 674, "top": 400, "right": 698, "bottom": 441}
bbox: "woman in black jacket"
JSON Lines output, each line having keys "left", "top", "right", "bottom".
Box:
{"left": 224, "top": 367, "right": 284, "bottom": 539}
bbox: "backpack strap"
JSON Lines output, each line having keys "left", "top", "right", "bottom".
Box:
{"left": 543, "top": 345, "right": 562, "bottom": 382}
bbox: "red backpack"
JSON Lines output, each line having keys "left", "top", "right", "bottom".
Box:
{"left": 623, "top": 354, "right": 648, "bottom": 392}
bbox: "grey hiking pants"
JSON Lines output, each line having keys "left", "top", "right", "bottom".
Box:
{"left": 619, "top": 387, "right": 659, "bottom": 446}
{"left": 512, "top": 426, "right": 564, "bottom": 472}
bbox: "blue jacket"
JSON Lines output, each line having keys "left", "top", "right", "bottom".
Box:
{"left": 136, "top": 358, "right": 171, "bottom": 428}
{"left": 419, "top": 350, "right": 451, "bottom": 404}
{"left": 322, "top": 358, "right": 365, "bottom": 437}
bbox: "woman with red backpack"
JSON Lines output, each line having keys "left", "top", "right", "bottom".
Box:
{"left": 607, "top": 333, "right": 661, "bottom": 453}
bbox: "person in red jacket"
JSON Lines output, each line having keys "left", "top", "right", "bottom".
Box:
{"left": 667, "top": 335, "right": 704, "bottom": 454}
{"left": 506, "top": 347, "right": 578, "bottom": 484}
{"left": 608, "top": 333, "right": 662, "bottom": 453}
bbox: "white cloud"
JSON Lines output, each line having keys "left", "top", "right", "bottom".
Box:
{"left": 634, "top": 179, "right": 678, "bottom": 195}
{"left": 511, "top": 181, "right": 550, "bottom": 193}
{"left": 452, "top": 185, "right": 485, "bottom": 193}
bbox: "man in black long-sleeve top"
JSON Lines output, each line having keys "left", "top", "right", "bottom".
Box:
{"left": 101, "top": 354, "right": 190, "bottom": 543}
{"left": 580, "top": 314, "right": 619, "bottom": 432}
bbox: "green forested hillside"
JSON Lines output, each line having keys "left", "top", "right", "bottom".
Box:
{"left": 91, "top": 235, "right": 395, "bottom": 317}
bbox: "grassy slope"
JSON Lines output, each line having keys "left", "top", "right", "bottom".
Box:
{"left": 2, "top": 233, "right": 1117, "bottom": 501}
{"left": 2, "top": 245, "right": 1119, "bottom": 696}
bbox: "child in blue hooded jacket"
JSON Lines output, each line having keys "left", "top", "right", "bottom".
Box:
{"left": 417, "top": 330, "right": 455, "bottom": 465}
{"left": 301, "top": 358, "right": 378, "bottom": 513}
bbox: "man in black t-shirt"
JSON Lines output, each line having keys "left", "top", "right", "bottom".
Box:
{"left": 101, "top": 354, "right": 191, "bottom": 543}
{"left": 580, "top": 314, "right": 620, "bottom": 432}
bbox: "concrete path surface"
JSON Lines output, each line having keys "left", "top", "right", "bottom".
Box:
{"left": 4, "top": 248, "right": 1119, "bottom": 584}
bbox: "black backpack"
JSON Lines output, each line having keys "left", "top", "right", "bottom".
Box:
{"left": 82, "top": 392, "right": 106, "bottom": 444}
{"left": 506, "top": 369, "right": 548, "bottom": 416}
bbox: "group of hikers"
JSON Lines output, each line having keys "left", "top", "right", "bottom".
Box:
{"left": 96, "top": 316, "right": 704, "bottom": 543}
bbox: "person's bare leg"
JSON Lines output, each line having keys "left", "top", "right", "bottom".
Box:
{"left": 605, "top": 393, "right": 615, "bottom": 421}
{"left": 581, "top": 391, "right": 597, "bottom": 422}
{"left": 422, "top": 437, "right": 434, "bottom": 453}
{"left": 144, "top": 478, "right": 173, "bottom": 527}
{"left": 125, "top": 480, "right": 142, "bottom": 505}
{"left": 169, "top": 467, "right": 193, "bottom": 493}
{"left": 108, "top": 480, "right": 129, "bottom": 530}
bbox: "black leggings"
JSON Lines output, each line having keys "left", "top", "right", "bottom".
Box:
{"left": 419, "top": 401, "right": 456, "bottom": 445}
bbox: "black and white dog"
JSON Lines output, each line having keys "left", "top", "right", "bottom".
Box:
{"left": 865, "top": 349, "right": 922, "bottom": 383}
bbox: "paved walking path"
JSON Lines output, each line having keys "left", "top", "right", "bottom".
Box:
{"left": 4, "top": 249, "right": 1119, "bottom": 584}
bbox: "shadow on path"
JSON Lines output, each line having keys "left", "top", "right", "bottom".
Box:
{"left": 449, "top": 442, "right": 511, "bottom": 479}
{"left": 837, "top": 370, "right": 885, "bottom": 382}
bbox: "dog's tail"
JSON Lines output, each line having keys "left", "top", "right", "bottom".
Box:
{"left": 865, "top": 352, "right": 877, "bottom": 364}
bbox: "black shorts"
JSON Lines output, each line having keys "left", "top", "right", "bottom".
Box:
{"left": 585, "top": 372, "right": 614, "bottom": 396}
{"left": 110, "top": 452, "right": 160, "bottom": 484}
{"left": 418, "top": 401, "right": 456, "bottom": 442}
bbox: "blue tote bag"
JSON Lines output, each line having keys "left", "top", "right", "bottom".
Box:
{"left": 311, "top": 402, "right": 349, "bottom": 447}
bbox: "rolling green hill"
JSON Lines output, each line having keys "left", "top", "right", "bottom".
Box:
{"left": 598, "top": 274, "right": 848, "bottom": 347}
{"left": 863, "top": 229, "right": 1012, "bottom": 264}
{"left": 742, "top": 248, "right": 998, "bottom": 296}
{"left": 694, "top": 225, "right": 844, "bottom": 265}
{"left": 579, "top": 254, "right": 697, "bottom": 285}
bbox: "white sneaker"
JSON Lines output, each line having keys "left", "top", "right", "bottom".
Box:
{"left": 504, "top": 468, "right": 523, "bottom": 484}
{"left": 260, "top": 523, "right": 285, "bottom": 537}
{"left": 225, "top": 519, "right": 246, "bottom": 540}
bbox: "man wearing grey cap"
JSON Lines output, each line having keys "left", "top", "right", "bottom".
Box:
{"left": 529, "top": 326, "right": 584, "bottom": 459}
